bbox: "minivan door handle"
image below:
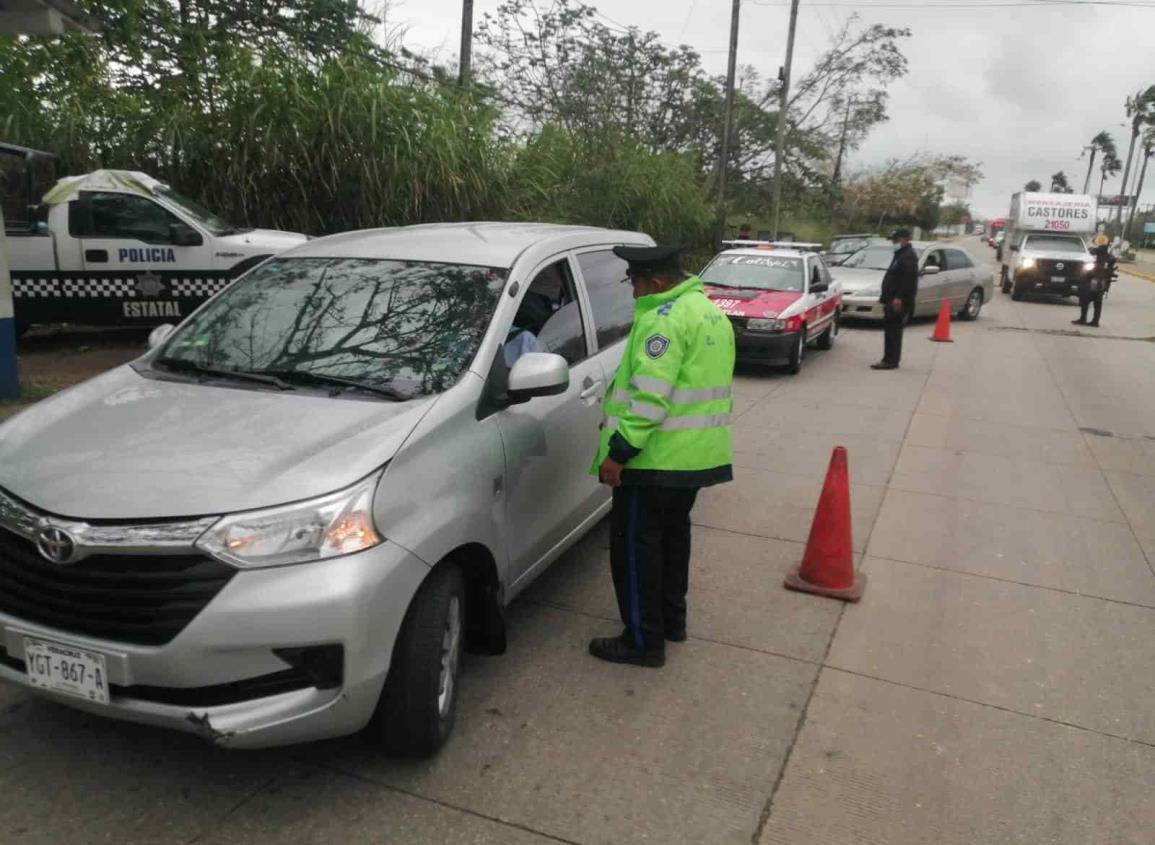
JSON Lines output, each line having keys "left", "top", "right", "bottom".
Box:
{"left": 579, "top": 378, "right": 604, "bottom": 404}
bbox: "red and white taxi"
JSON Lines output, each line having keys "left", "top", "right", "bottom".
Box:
{"left": 700, "top": 244, "right": 842, "bottom": 373}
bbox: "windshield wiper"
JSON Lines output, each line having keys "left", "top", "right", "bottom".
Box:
{"left": 257, "top": 369, "right": 412, "bottom": 401}
{"left": 706, "top": 282, "right": 746, "bottom": 289}
{"left": 154, "top": 357, "right": 293, "bottom": 390}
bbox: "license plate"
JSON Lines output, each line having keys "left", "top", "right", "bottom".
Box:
{"left": 1051, "top": 276, "right": 1066, "bottom": 283}
{"left": 24, "top": 637, "right": 110, "bottom": 704}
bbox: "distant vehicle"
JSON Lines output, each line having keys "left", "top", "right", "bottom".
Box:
{"left": 823, "top": 233, "right": 873, "bottom": 266}
{"left": 998, "top": 192, "right": 1097, "bottom": 300}
{"left": 987, "top": 218, "right": 1005, "bottom": 247}
{"left": 831, "top": 240, "right": 992, "bottom": 322}
{"left": 700, "top": 245, "right": 841, "bottom": 374}
{"left": 973, "top": 224, "right": 985, "bottom": 236}
{"left": 6, "top": 169, "right": 306, "bottom": 336}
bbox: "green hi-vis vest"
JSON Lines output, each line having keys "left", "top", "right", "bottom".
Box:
{"left": 591, "top": 275, "right": 736, "bottom": 487}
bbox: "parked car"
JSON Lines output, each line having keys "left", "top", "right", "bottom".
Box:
{"left": 0, "top": 222, "right": 656, "bottom": 755}
{"left": 832, "top": 240, "right": 992, "bottom": 321}
{"left": 823, "top": 233, "right": 873, "bottom": 266}
{"left": 699, "top": 245, "right": 841, "bottom": 374}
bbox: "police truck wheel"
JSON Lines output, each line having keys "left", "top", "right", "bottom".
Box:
{"left": 959, "top": 288, "right": 983, "bottom": 321}
{"left": 816, "top": 314, "right": 838, "bottom": 350}
{"left": 786, "top": 329, "right": 805, "bottom": 374}
{"left": 1011, "top": 281, "right": 1024, "bottom": 301}
{"left": 369, "top": 564, "right": 466, "bottom": 757}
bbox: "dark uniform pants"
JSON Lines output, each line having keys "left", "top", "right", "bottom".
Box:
{"left": 882, "top": 304, "right": 907, "bottom": 364}
{"left": 609, "top": 485, "right": 699, "bottom": 651}
{"left": 1078, "top": 290, "right": 1104, "bottom": 324}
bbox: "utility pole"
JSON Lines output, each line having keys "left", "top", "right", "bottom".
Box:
{"left": 771, "top": 0, "right": 801, "bottom": 240}
{"left": 831, "top": 96, "right": 855, "bottom": 191}
{"left": 458, "top": 0, "right": 474, "bottom": 84}
{"left": 1124, "top": 137, "right": 1152, "bottom": 243}
{"left": 714, "top": 0, "right": 741, "bottom": 250}
{"left": 1116, "top": 90, "right": 1143, "bottom": 225}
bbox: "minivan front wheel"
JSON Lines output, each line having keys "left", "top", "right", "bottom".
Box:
{"left": 369, "top": 564, "right": 466, "bottom": 756}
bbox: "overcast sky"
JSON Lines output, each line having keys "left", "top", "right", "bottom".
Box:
{"left": 382, "top": 0, "right": 1155, "bottom": 219}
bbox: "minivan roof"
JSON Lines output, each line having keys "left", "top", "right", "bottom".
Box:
{"left": 286, "top": 222, "right": 649, "bottom": 268}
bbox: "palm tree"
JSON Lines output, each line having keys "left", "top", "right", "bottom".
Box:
{"left": 1115, "top": 85, "right": 1155, "bottom": 223}
{"left": 1124, "top": 128, "right": 1154, "bottom": 242}
{"left": 1082, "top": 130, "right": 1117, "bottom": 193}
{"left": 1099, "top": 150, "right": 1122, "bottom": 203}
{"left": 1050, "top": 171, "right": 1071, "bottom": 193}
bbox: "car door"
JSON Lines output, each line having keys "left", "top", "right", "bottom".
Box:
{"left": 944, "top": 248, "right": 975, "bottom": 306}
{"left": 805, "top": 256, "right": 839, "bottom": 338}
{"left": 72, "top": 190, "right": 212, "bottom": 323}
{"left": 497, "top": 255, "right": 607, "bottom": 587}
{"left": 917, "top": 248, "right": 949, "bottom": 316}
{"left": 574, "top": 247, "right": 635, "bottom": 379}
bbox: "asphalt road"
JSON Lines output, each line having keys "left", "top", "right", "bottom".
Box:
{"left": 1, "top": 238, "right": 1153, "bottom": 844}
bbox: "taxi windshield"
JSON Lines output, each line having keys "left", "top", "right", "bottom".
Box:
{"left": 156, "top": 257, "right": 508, "bottom": 398}
{"left": 701, "top": 254, "right": 804, "bottom": 292}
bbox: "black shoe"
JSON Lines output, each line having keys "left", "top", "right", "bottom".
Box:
{"left": 1088, "top": 321, "right": 1100, "bottom": 327}
{"left": 871, "top": 361, "right": 898, "bottom": 370}
{"left": 1071, "top": 318, "right": 1087, "bottom": 325}
{"left": 665, "top": 628, "right": 687, "bottom": 643}
{"left": 588, "top": 635, "right": 665, "bottom": 667}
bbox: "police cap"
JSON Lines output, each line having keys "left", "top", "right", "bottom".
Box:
{"left": 613, "top": 245, "right": 684, "bottom": 278}
{"left": 889, "top": 227, "right": 912, "bottom": 241}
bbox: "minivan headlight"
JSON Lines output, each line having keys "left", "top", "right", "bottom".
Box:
{"left": 197, "top": 473, "right": 383, "bottom": 568}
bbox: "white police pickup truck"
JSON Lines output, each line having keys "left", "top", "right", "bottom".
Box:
{"left": 7, "top": 170, "right": 306, "bottom": 335}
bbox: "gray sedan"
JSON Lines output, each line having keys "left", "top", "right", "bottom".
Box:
{"left": 832, "top": 240, "right": 992, "bottom": 321}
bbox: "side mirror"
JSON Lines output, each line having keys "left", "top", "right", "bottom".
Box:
{"left": 922, "top": 265, "right": 941, "bottom": 276}
{"left": 170, "top": 223, "right": 203, "bottom": 247}
{"left": 1010, "top": 244, "right": 1020, "bottom": 252}
{"left": 507, "top": 352, "right": 569, "bottom": 404}
{"left": 148, "top": 323, "right": 175, "bottom": 349}
{"left": 811, "top": 280, "right": 829, "bottom": 293}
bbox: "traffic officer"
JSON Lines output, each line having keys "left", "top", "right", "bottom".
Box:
{"left": 589, "top": 245, "right": 735, "bottom": 668}
{"left": 871, "top": 227, "right": 918, "bottom": 370}
{"left": 1073, "top": 243, "right": 1113, "bottom": 328}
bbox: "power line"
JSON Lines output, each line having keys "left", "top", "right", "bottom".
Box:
{"left": 746, "top": 0, "right": 1155, "bottom": 6}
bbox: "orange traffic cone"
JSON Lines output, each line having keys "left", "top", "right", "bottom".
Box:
{"left": 784, "top": 446, "right": 865, "bottom": 601}
{"left": 928, "top": 298, "right": 953, "bottom": 342}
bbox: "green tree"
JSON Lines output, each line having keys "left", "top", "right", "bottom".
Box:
{"left": 1024, "top": 180, "right": 1042, "bottom": 192}
{"left": 1050, "top": 171, "right": 1071, "bottom": 192}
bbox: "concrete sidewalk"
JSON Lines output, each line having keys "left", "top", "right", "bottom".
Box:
{"left": 762, "top": 242, "right": 1155, "bottom": 844}
{"left": 1, "top": 239, "right": 1153, "bottom": 844}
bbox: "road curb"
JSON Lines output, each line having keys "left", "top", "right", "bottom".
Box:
{"left": 1121, "top": 267, "right": 1155, "bottom": 283}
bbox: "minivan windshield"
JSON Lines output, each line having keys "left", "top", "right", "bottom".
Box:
{"left": 1023, "top": 235, "right": 1086, "bottom": 253}
{"left": 157, "top": 257, "right": 508, "bottom": 398}
{"left": 701, "top": 254, "right": 804, "bottom": 292}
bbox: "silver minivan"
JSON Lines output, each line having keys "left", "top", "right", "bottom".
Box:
{"left": 0, "top": 222, "right": 652, "bottom": 755}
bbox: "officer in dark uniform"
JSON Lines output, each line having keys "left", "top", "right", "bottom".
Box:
{"left": 1073, "top": 243, "right": 1113, "bottom": 328}
{"left": 872, "top": 228, "right": 919, "bottom": 370}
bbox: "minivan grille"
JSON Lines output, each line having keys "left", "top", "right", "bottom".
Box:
{"left": 0, "top": 530, "right": 234, "bottom": 646}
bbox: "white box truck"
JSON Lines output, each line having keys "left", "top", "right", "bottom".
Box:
{"left": 998, "top": 192, "right": 1097, "bottom": 300}
{"left": 6, "top": 169, "right": 306, "bottom": 336}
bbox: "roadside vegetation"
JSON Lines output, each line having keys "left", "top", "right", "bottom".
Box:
{"left": 2, "top": 0, "right": 979, "bottom": 248}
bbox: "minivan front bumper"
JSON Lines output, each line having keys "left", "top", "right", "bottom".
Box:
{"left": 0, "top": 539, "right": 430, "bottom": 748}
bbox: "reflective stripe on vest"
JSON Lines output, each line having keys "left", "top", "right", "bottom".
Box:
{"left": 659, "top": 413, "right": 732, "bottom": 431}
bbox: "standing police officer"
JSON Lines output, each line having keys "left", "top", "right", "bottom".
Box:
{"left": 872, "top": 228, "right": 919, "bottom": 370}
{"left": 589, "top": 246, "right": 735, "bottom": 668}
{"left": 1073, "top": 243, "right": 1113, "bottom": 328}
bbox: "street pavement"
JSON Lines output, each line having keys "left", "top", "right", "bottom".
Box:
{"left": 2, "top": 238, "right": 1154, "bottom": 844}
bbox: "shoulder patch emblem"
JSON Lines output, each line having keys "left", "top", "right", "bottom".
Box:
{"left": 645, "top": 334, "right": 670, "bottom": 359}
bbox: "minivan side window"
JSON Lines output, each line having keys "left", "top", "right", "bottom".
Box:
{"left": 72, "top": 191, "right": 185, "bottom": 245}
{"left": 506, "top": 260, "right": 588, "bottom": 368}
{"left": 577, "top": 249, "right": 634, "bottom": 349}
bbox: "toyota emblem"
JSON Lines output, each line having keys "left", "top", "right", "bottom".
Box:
{"left": 36, "top": 526, "right": 78, "bottom": 564}
{"left": 1056, "top": 262, "right": 1065, "bottom": 271}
